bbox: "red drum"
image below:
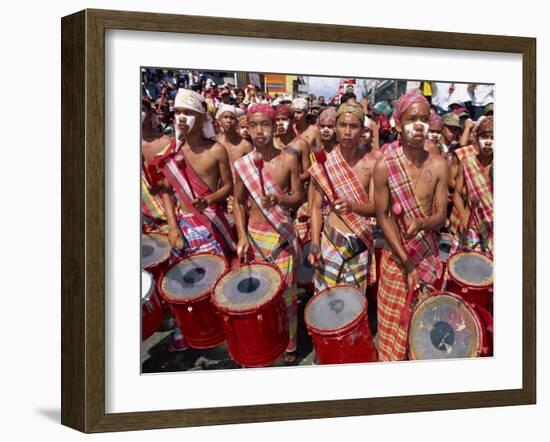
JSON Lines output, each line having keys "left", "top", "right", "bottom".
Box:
{"left": 296, "top": 241, "right": 314, "bottom": 293}
{"left": 433, "top": 233, "right": 456, "bottom": 290}
{"left": 141, "top": 270, "right": 163, "bottom": 341}
{"left": 213, "top": 263, "right": 289, "bottom": 367}
{"left": 446, "top": 250, "right": 493, "bottom": 311}
{"left": 305, "top": 285, "right": 377, "bottom": 364}
{"left": 158, "top": 253, "right": 227, "bottom": 349}
{"left": 408, "top": 291, "right": 491, "bottom": 360}
{"left": 141, "top": 233, "right": 172, "bottom": 280}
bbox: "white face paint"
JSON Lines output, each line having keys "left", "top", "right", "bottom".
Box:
{"left": 281, "top": 121, "right": 290, "bottom": 132}
{"left": 404, "top": 121, "right": 429, "bottom": 140}
{"left": 478, "top": 137, "right": 494, "bottom": 150}
{"left": 321, "top": 127, "right": 334, "bottom": 139}
{"left": 428, "top": 132, "right": 442, "bottom": 141}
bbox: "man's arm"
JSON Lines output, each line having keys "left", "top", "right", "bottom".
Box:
{"left": 307, "top": 180, "right": 324, "bottom": 266}
{"left": 296, "top": 138, "right": 312, "bottom": 182}
{"left": 280, "top": 153, "right": 305, "bottom": 209}
{"left": 459, "top": 118, "right": 475, "bottom": 147}
{"left": 233, "top": 173, "right": 250, "bottom": 258}
{"left": 159, "top": 179, "right": 184, "bottom": 249}
{"left": 452, "top": 158, "right": 470, "bottom": 232}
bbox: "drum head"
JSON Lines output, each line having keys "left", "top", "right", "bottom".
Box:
{"left": 141, "top": 270, "right": 154, "bottom": 301}
{"left": 305, "top": 285, "right": 366, "bottom": 331}
{"left": 161, "top": 254, "right": 227, "bottom": 301}
{"left": 409, "top": 292, "right": 481, "bottom": 359}
{"left": 438, "top": 233, "right": 455, "bottom": 263}
{"left": 297, "top": 242, "right": 314, "bottom": 284}
{"left": 141, "top": 233, "right": 171, "bottom": 269}
{"left": 448, "top": 251, "right": 493, "bottom": 287}
{"left": 213, "top": 263, "right": 282, "bottom": 312}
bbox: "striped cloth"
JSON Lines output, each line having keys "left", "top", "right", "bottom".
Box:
{"left": 151, "top": 139, "right": 236, "bottom": 258}
{"left": 313, "top": 223, "right": 372, "bottom": 295}
{"left": 454, "top": 145, "right": 494, "bottom": 253}
{"left": 309, "top": 146, "right": 374, "bottom": 254}
{"left": 377, "top": 249, "right": 414, "bottom": 361}
{"left": 233, "top": 150, "right": 301, "bottom": 260}
{"left": 384, "top": 144, "right": 442, "bottom": 284}
{"left": 247, "top": 218, "right": 298, "bottom": 353}
{"left": 141, "top": 155, "right": 169, "bottom": 233}
{"left": 376, "top": 144, "right": 442, "bottom": 361}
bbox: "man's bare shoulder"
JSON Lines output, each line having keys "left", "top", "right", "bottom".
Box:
{"left": 280, "top": 149, "right": 300, "bottom": 169}
{"left": 363, "top": 148, "right": 383, "bottom": 163}
{"left": 428, "top": 152, "right": 449, "bottom": 174}
{"left": 142, "top": 135, "right": 173, "bottom": 162}
{"left": 211, "top": 141, "right": 231, "bottom": 160}
{"left": 238, "top": 139, "right": 253, "bottom": 155}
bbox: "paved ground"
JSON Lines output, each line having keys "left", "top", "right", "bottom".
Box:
{"left": 141, "top": 289, "right": 378, "bottom": 373}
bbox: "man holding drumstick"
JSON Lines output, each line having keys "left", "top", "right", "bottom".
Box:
{"left": 373, "top": 92, "right": 448, "bottom": 361}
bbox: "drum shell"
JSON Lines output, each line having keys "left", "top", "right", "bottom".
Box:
{"left": 142, "top": 287, "right": 163, "bottom": 341}
{"left": 213, "top": 268, "right": 289, "bottom": 368}
{"left": 407, "top": 291, "right": 488, "bottom": 360}
{"left": 305, "top": 287, "right": 377, "bottom": 364}
{"left": 474, "top": 304, "right": 494, "bottom": 357}
{"left": 445, "top": 251, "right": 493, "bottom": 311}
{"left": 445, "top": 275, "right": 493, "bottom": 312}
{"left": 142, "top": 233, "right": 172, "bottom": 281}
{"left": 158, "top": 254, "right": 226, "bottom": 349}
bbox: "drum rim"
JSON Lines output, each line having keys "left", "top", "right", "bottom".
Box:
{"left": 304, "top": 284, "right": 367, "bottom": 335}
{"left": 141, "top": 232, "right": 172, "bottom": 269}
{"left": 408, "top": 290, "right": 484, "bottom": 360}
{"left": 141, "top": 270, "right": 155, "bottom": 301}
{"left": 447, "top": 250, "right": 493, "bottom": 288}
{"left": 212, "top": 261, "right": 284, "bottom": 313}
{"left": 158, "top": 252, "right": 228, "bottom": 304}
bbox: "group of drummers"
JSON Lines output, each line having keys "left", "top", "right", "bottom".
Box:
{"left": 141, "top": 85, "right": 494, "bottom": 367}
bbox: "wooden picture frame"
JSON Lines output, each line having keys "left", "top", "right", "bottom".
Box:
{"left": 61, "top": 8, "right": 536, "bottom": 433}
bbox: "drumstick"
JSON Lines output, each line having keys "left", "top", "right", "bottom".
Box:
{"left": 313, "top": 147, "right": 337, "bottom": 200}
{"left": 156, "top": 87, "right": 167, "bottom": 114}
{"left": 461, "top": 197, "right": 479, "bottom": 249}
{"left": 253, "top": 152, "right": 266, "bottom": 196}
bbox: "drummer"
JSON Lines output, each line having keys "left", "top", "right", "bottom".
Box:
{"left": 233, "top": 103, "right": 305, "bottom": 364}
{"left": 216, "top": 104, "right": 253, "bottom": 172}
{"left": 373, "top": 92, "right": 448, "bottom": 361}
{"left": 308, "top": 102, "right": 380, "bottom": 295}
{"left": 449, "top": 116, "right": 494, "bottom": 253}
{"left": 151, "top": 88, "right": 236, "bottom": 258}
{"left": 141, "top": 101, "right": 172, "bottom": 234}
{"left": 318, "top": 106, "right": 338, "bottom": 154}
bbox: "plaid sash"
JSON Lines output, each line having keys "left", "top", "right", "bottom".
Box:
{"left": 233, "top": 150, "right": 301, "bottom": 260}
{"left": 309, "top": 146, "right": 374, "bottom": 254}
{"left": 455, "top": 145, "right": 493, "bottom": 251}
{"left": 151, "top": 139, "right": 236, "bottom": 255}
{"left": 384, "top": 144, "right": 442, "bottom": 284}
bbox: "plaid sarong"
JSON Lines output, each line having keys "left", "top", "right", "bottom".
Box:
{"left": 141, "top": 155, "right": 169, "bottom": 233}
{"left": 151, "top": 139, "right": 236, "bottom": 258}
{"left": 247, "top": 218, "right": 298, "bottom": 353}
{"left": 233, "top": 150, "right": 301, "bottom": 260}
{"left": 309, "top": 147, "right": 374, "bottom": 252}
{"left": 377, "top": 249, "right": 415, "bottom": 361}
{"left": 313, "top": 223, "right": 372, "bottom": 295}
{"left": 384, "top": 144, "right": 442, "bottom": 284}
{"left": 455, "top": 145, "right": 494, "bottom": 252}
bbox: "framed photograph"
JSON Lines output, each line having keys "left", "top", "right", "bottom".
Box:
{"left": 61, "top": 8, "right": 536, "bottom": 433}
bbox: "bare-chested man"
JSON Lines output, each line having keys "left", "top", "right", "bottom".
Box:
{"left": 373, "top": 92, "right": 448, "bottom": 361}
{"left": 216, "top": 104, "right": 253, "bottom": 173}
{"left": 233, "top": 104, "right": 304, "bottom": 364}
{"left": 237, "top": 114, "right": 252, "bottom": 143}
{"left": 290, "top": 97, "right": 322, "bottom": 151}
{"left": 424, "top": 112, "right": 444, "bottom": 156}
{"left": 450, "top": 116, "right": 494, "bottom": 252}
{"left": 152, "top": 88, "right": 236, "bottom": 259}
{"left": 273, "top": 104, "right": 311, "bottom": 181}
{"left": 308, "top": 102, "right": 380, "bottom": 295}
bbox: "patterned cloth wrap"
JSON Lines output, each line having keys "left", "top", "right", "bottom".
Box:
{"left": 453, "top": 145, "right": 494, "bottom": 253}
{"left": 309, "top": 146, "right": 376, "bottom": 293}
{"left": 376, "top": 143, "right": 443, "bottom": 361}
{"left": 141, "top": 155, "right": 169, "bottom": 234}
{"left": 313, "top": 223, "right": 372, "bottom": 295}
{"left": 233, "top": 150, "right": 301, "bottom": 353}
{"left": 150, "top": 139, "right": 236, "bottom": 258}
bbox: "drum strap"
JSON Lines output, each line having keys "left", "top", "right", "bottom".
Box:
{"left": 247, "top": 232, "right": 289, "bottom": 265}
{"left": 323, "top": 227, "right": 366, "bottom": 288}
